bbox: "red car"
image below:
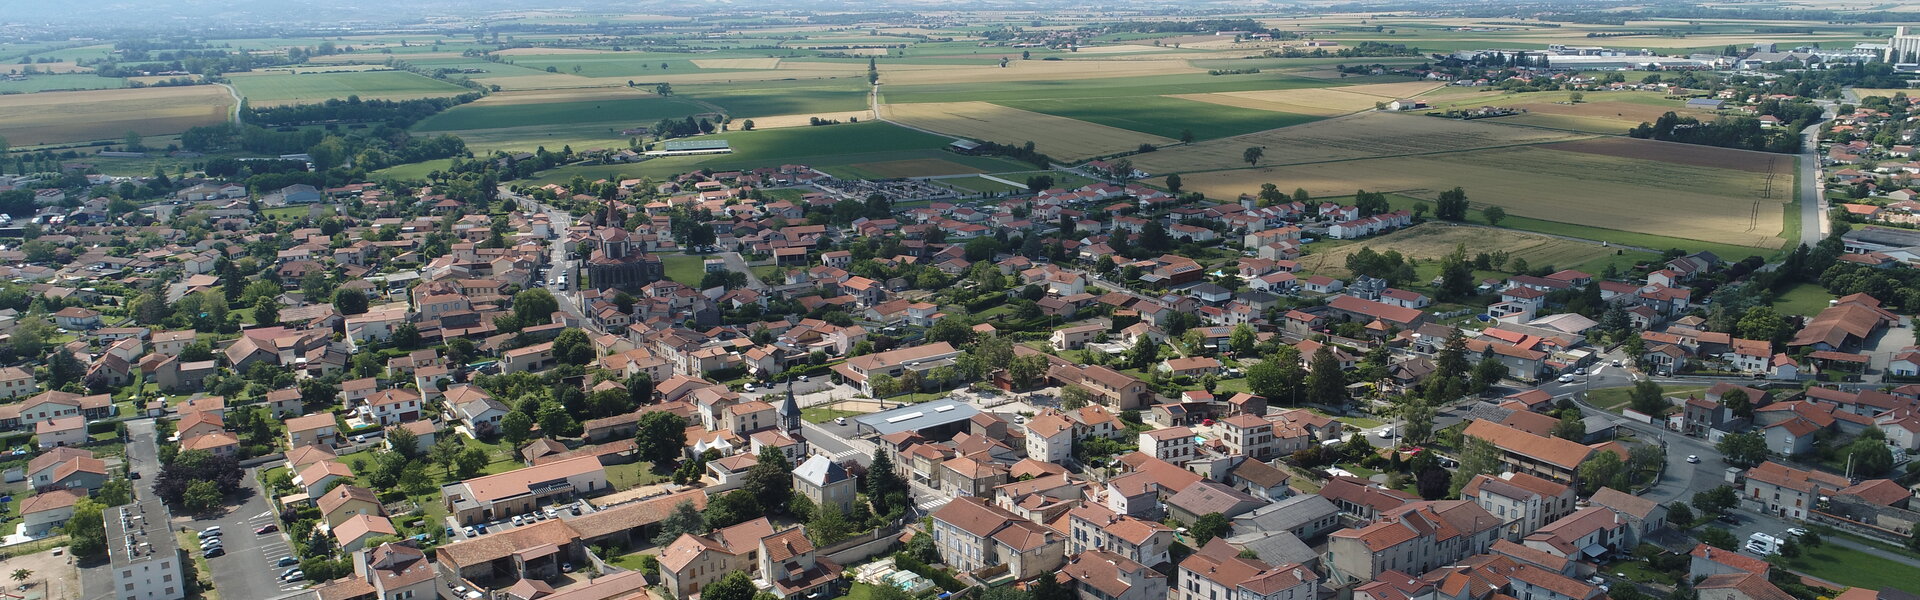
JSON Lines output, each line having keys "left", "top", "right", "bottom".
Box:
{"left": 255, "top": 524, "right": 279, "bottom": 535}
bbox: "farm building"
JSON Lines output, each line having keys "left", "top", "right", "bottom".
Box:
{"left": 649, "top": 140, "right": 733, "bottom": 156}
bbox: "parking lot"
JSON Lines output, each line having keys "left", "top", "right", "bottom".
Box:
{"left": 443, "top": 500, "right": 599, "bottom": 542}
{"left": 197, "top": 468, "right": 309, "bottom": 600}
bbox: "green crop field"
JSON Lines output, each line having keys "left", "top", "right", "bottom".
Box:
{"left": 502, "top": 53, "right": 768, "bottom": 78}
{"left": 230, "top": 70, "right": 472, "bottom": 105}
{"left": 996, "top": 96, "right": 1320, "bottom": 140}
{"left": 414, "top": 97, "right": 708, "bottom": 131}
{"left": 879, "top": 73, "right": 1337, "bottom": 104}
{"left": 0, "top": 75, "right": 123, "bottom": 93}
{"left": 681, "top": 79, "right": 872, "bottom": 117}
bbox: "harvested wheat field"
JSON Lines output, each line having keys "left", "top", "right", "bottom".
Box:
{"left": 0, "top": 86, "right": 232, "bottom": 145}
{"left": 745, "top": 110, "right": 876, "bottom": 129}
{"left": 1542, "top": 137, "right": 1790, "bottom": 174}
{"left": 1069, "top": 44, "right": 1171, "bottom": 54}
{"left": 1299, "top": 223, "right": 1629, "bottom": 277}
{"left": 1176, "top": 82, "right": 1445, "bottom": 116}
{"left": 880, "top": 59, "right": 1203, "bottom": 85}
{"left": 1130, "top": 111, "right": 1591, "bottom": 174}
{"left": 691, "top": 58, "right": 783, "bottom": 69}
{"left": 880, "top": 101, "right": 1175, "bottom": 160}
{"left": 1165, "top": 145, "right": 1790, "bottom": 249}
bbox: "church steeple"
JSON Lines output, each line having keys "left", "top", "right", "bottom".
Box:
{"left": 780, "top": 380, "right": 803, "bottom": 437}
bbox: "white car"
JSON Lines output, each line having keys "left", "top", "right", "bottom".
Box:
{"left": 1687, "top": 455, "right": 1700, "bottom": 463}
{"left": 1787, "top": 528, "right": 1808, "bottom": 537}
{"left": 834, "top": 417, "right": 848, "bottom": 425}
{"left": 1558, "top": 374, "right": 1576, "bottom": 383}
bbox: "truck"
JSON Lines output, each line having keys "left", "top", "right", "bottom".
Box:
{"left": 1746, "top": 532, "right": 1782, "bottom": 555}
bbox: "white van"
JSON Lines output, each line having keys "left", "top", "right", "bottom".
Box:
{"left": 1746, "top": 532, "right": 1782, "bottom": 555}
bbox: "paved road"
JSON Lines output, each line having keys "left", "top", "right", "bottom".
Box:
{"left": 80, "top": 419, "right": 163, "bottom": 600}
{"left": 720, "top": 251, "right": 768, "bottom": 291}
{"left": 1799, "top": 116, "right": 1830, "bottom": 246}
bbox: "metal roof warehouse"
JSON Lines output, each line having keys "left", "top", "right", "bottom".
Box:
{"left": 852, "top": 397, "right": 980, "bottom": 437}
{"left": 648, "top": 139, "right": 733, "bottom": 156}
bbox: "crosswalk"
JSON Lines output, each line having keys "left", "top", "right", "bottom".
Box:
{"left": 830, "top": 449, "right": 865, "bottom": 463}
{"left": 915, "top": 496, "right": 950, "bottom": 513}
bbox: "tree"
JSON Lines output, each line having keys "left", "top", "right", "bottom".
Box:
{"left": 512, "top": 288, "right": 559, "bottom": 325}
{"left": 1482, "top": 206, "right": 1505, "bottom": 226}
{"left": 1551, "top": 410, "right": 1585, "bottom": 441}
{"left": 537, "top": 400, "right": 580, "bottom": 437}
{"left": 1166, "top": 173, "right": 1183, "bottom": 193}
{"left": 1471, "top": 356, "right": 1507, "bottom": 391}
{"left": 1402, "top": 401, "right": 1435, "bottom": 445}
{"left": 455, "top": 447, "right": 489, "bottom": 478}
{"left": 741, "top": 445, "right": 794, "bottom": 514}
{"left": 1577, "top": 450, "right": 1625, "bottom": 494}
{"left": 429, "top": 436, "right": 464, "bottom": 477}
{"left": 387, "top": 427, "right": 420, "bottom": 460}
{"left": 1693, "top": 485, "right": 1738, "bottom": 517}
{"left": 97, "top": 478, "right": 133, "bottom": 506}
{"left": 1061, "top": 386, "right": 1094, "bottom": 410}
{"left": 1435, "top": 187, "right": 1469, "bottom": 221}
{"left": 1007, "top": 354, "right": 1048, "bottom": 389}
{"left": 182, "top": 480, "right": 223, "bottom": 514}
{"left": 1243, "top": 146, "right": 1264, "bottom": 166}
{"left": 1230, "top": 324, "right": 1257, "bottom": 355}
{"left": 1306, "top": 347, "right": 1348, "bottom": 406}
{"left": 1778, "top": 538, "right": 1801, "bottom": 558}
{"left": 741, "top": 119, "right": 755, "bottom": 131}
{"left": 808, "top": 503, "right": 855, "bottom": 547}
{"left": 926, "top": 318, "right": 974, "bottom": 347}
{"left": 1717, "top": 431, "right": 1768, "bottom": 466}
{"left": 1628, "top": 380, "right": 1669, "bottom": 416}
{"left": 154, "top": 450, "right": 242, "bottom": 510}
{"left": 1452, "top": 436, "right": 1502, "bottom": 496}
{"left": 1191, "top": 512, "right": 1231, "bottom": 546}
{"left": 1180, "top": 129, "right": 1195, "bottom": 144}
{"left": 651, "top": 500, "right": 708, "bottom": 545}
{"left": 1701, "top": 527, "right": 1738, "bottom": 550}
{"left": 501, "top": 411, "right": 533, "bottom": 446}
{"left": 1737, "top": 307, "right": 1791, "bottom": 345}
{"left": 702, "top": 571, "right": 758, "bottom": 600}
{"left": 65, "top": 499, "right": 106, "bottom": 558}
{"left": 1667, "top": 501, "right": 1694, "bottom": 527}
{"left": 1844, "top": 435, "right": 1894, "bottom": 477}
{"left": 11, "top": 568, "right": 29, "bottom": 587}
{"left": 253, "top": 296, "right": 279, "bottom": 326}
{"left": 553, "top": 329, "right": 595, "bottom": 365}
{"left": 1031, "top": 573, "right": 1075, "bottom": 600}
{"left": 867, "top": 450, "right": 908, "bottom": 517}
{"left": 634, "top": 412, "right": 689, "bottom": 464}
{"left": 332, "top": 288, "right": 368, "bottom": 315}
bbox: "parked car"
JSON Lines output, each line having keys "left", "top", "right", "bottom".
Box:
{"left": 277, "top": 556, "right": 299, "bottom": 567}
{"left": 1558, "top": 374, "right": 1576, "bottom": 383}
{"left": 198, "top": 526, "right": 221, "bottom": 538}
{"left": 284, "top": 571, "right": 305, "bottom": 583}
{"left": 834, "top": 417, "right": 848, "bottom": 425}
{"left": 1687, "top": 455, "right": 1700, "bottom": 463}
{"left": 1787, "top": 528, "right": 1808, "bottom": 537}
{"left": 203, "top": 548, "right": 225, "bottom": 558}
{"left": 255, "top": 524, "right": 278, "bottom": 534}
{"left": 281, "top": 568, "right": 302, "bottom": 580}
{"left": 463, "top": 526, "right": 478, "bottom": 538}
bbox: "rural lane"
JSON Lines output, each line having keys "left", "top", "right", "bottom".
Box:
{"left": 1797, "top": 104, "right": 1833, "bottom": 247}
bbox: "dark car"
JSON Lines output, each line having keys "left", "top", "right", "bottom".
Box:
{"left": 255, "top": 524, "right": 278, "bottom": 534}
{"left": 203, "top": 547, "right": 225, "bottom": 558}
{"left": 128, "top": 471, "right": 141, "bottom": 479}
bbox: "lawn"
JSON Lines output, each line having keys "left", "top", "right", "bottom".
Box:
{"left": 604, "top": 550, "right": 655, "bottom": 572}
{"left": 661, "top": 254, "right": 711, "bottom": 287}
{"left": 229, "top": 70, "right": 472, "bottom": 106}
{"left": 802, "top": 407, "right": 864, "bottom": 424}
{"left": 1773, "top": 283, "right": 1832, "bottom": 318}
{"left": 374, "top": 158, "right": 457, "bottom": 181}
{"left": 997, "top": 96, "right": 1321, "bottom": 141}
{"left": 414, "top": 97, "right": 709, "bottom": 132}
{"left": 603, "top": 461, "right": 664, "bottom": 490}
{"left": 1589, "top": 386, "right": 1706, "bottom": 412}
{"left": 1777, "top": 543, "right": 1920, "bottom": 592}
{"left": 0, "top": 74, "right": 123, "bottom": 93}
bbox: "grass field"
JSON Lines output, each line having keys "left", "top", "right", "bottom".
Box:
{"left": 1421, "top": 89, "right": 1718, "bottom": 134}
{"left": 0, "top": 74, "right": 123, "bottom": 93}
{"left": 0, "top": 85, "right": 232, "bottom": 145}
{"left": 996, "top": 95, "right": 1321, "bottom": 141}
{"left": 1297, "top": 222, "right": 1652, "bottom": 280}
{"left": 660, "top": 254, "right": 710, "bottom": 287}
{"left": 415, "top": 96, "right": 708, "bottom": 131}
{"left": 880, "top": 101, "right": 1174, "bottom": 160}
{"left": 820, "top": 157, "right": 994, "bottom": 179}
{"left": 1130, "top": 111, "right": 1592, "bottom": 174}
{"left": 1773, "top": 283, "right": 1834, "bottom": 317}
{"left": 681, "top": 79, "right": 872, "bottom": 117}
{"left": 374, "top": 158, "right": 457, "bottom": 181}
{"left": 1590, "top": 386, "right": 1706, "bottom": 411}
{"left": 1778, "top": 543, "right": 1920, "bottom": 592}
{"left": 229, "top": 70, "right": 472, "bottom": 106}
{"left": 1165, "top": 141, "right": 1791, "bottom": 251}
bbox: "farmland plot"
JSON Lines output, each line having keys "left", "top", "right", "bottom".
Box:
{"left": 0, "top": 86, "right": 232, "bottom": 145}
{"left": 1129, "top": 111, "right": 1591, "bottom": 174}
{"left": 879, "top": 101, "right": 1175, "bottom": 160}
